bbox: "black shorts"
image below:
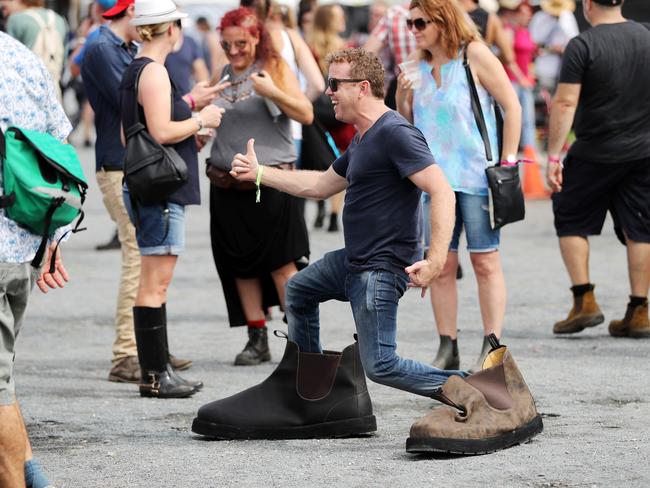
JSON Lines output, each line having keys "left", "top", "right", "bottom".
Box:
{"left": 552, "top": 155, "right": 650, "bottom": 244}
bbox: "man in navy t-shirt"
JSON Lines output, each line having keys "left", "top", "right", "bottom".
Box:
{"left": 229, "top": 48, "right": 467, "bottom": 398}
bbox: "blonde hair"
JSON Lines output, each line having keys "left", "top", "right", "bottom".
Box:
{"left": 269, "top": 2, "right": 296, "bottom": 29}
{"left": 308, "top": 4, "right": 345, "bottom": 75}
{"left": 409, "top": 0, "right": 479, "bottom": 61}
{"left": 136, "top": 22, "right": 174, "bottom": 42}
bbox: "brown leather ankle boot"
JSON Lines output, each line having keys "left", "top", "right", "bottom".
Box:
{"left": 609, "top": 301, "right": 650, "bottom": 338}
{"left": 553, "top": 287, "right": 604, "bottom": 334}
{"left": 406, "top": 335, "right": 542, "bottom": 455}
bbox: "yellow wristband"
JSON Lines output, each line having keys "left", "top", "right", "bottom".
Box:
{"left": 255, "top": 165, "right": 264, "bottom": 203}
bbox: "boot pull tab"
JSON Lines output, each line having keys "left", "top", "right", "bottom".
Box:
{"left": 273, "top": 330, "right": 288, "bottom": 340}
{"left": 487, "top": 333, "right": 501, "bottom": 351}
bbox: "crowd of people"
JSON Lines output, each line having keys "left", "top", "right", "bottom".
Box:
{"left": 1, "top": 0, "right": 649, "bottom": 485}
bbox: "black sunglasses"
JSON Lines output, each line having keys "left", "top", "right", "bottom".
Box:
{"left": 406, "top": 17, "right": 433, "bottom": 31}
{"left": 221, "top": 39, "right": 248, "bottom": 53}
{"left": 175, "top": 19, "right": 182, "bottom": 29}
{"left": 327, "top": 78, "right": 366, "bottom": 92}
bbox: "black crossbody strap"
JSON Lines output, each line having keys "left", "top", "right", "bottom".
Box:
{"left": 463, "top": 47, "right": 504, "bottom": 163}
{"left": 30, "top": 197, "right": 65, "bottom": 269}
{"left": 463, "top": 47, "right": 493, "bottom": 162}
{"left": 131, "top": 60, "right": 175, "bottom": 131}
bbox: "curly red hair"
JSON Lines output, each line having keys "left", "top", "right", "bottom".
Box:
{"left": 219, "top": 7, "right": 286, "bottom": 89}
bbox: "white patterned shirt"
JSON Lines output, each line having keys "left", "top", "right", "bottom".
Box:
{"left": 0, "top": 32, "right": 72, "bottom": 263}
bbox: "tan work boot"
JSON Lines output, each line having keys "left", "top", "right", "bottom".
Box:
{"left": 108, "top": 356, "right": 140, "bottom": 383}
{"left": 406, "top": 335, "right": 543, "bottom": 455}
{"left": 609, "top": 301, "right": 650, "bottom": 338}
{"left": 553, "top": 287, "right": 604, "bottom": 334}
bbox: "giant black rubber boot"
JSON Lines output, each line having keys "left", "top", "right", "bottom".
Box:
{"left": 161, "top": 304, "right": 203, "bottom": 390}
{"left": 133, "top": 306, "right": 196, "bottom": 399}
{"left": 192, "top": 332, "right": 377, "bottom": 439}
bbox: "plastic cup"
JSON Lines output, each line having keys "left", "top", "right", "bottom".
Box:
{"left": 399, "top": 60, "right": 422, "bottom": 90}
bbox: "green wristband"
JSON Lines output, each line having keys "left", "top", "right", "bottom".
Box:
{"left": 255, "top": 165, "right": 264, "bottom": 203}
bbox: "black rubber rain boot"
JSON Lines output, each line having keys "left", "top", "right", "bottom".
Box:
{"left": 234, "top": 326, "right": 271, "bottom": 366}
{"left": 192, "top": 332, "right": 377, "bottom": 439}
{"left": 314, "top": 200, "right": 325, "bottom": 228}
{"left": 133, "top": 306, "right": 196, "bottom": 399}
{"left": 431, "top": 335, "right": 460, "bottom": 370}
{"left": 468, "top": 335, "right": 494, "bottom": 374}
{"left": 327, "top": 212, "right": 339, "bottom": 232}
{"left": 161, "top": 304, "right": 203, "bottom": 390}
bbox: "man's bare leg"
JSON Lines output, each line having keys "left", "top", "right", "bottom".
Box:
{"left": 559, "top": 236, "right": 590, "bottom": 285}
{"left": 627, "top": 239, "right": 650, "bottom": 297}
{"left": 0, "top": 402, "right": 27, "bottom": 488}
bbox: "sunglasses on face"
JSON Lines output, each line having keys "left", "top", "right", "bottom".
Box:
{"left": 221, "top": 39, "right": 249, "bottom": 53}
{"left": 327, "top": 78, "right": 366, "bottom": 92}
{"left": 175, "top": 19, "right": 182, "bottom": 29}
{"left": 406, "top": 17, "right": 433, "bottom": 31}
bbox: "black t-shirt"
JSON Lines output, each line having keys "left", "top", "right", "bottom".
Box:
{"left": 559, "top": 21, "right": 650, "bottom": 163}
{"left": 332, "top": 111, "right": 435, "bottom": 275}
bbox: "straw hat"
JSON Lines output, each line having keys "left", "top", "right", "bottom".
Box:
{"left": 499, "top": 0, "right": 523, "bottom": 10}
{"left": 540, "top": 0, "right": 576, "bottom": 16}
{"left": 130, "top": 0, "right": 188, "bottom": 26}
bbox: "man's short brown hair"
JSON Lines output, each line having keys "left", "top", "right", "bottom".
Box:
{"left": 326, "top": 48, "right": 385, "bottom": 99}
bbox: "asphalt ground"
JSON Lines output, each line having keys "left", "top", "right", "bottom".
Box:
{"left": 14, "top": 145, "right": 650, "bottom": 487}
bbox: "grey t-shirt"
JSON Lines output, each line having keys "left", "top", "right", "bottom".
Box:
{"left": 210, "top": 64, "right": 296, "bottom": 170}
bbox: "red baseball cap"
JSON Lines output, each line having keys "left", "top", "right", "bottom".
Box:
{"left": 102, "top": 0, "right": 134, "bottom": 19}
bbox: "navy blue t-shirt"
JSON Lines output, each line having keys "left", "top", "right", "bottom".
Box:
{"left": 332, "top": 110, "right": 435, "bottom": 275}
{"left": 165, "top": 35, "right": 202, "bottom": 96}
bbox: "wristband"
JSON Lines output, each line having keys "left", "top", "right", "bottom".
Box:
{"left": 548, "top": 155, "right": 561, "bottom": 164}
{"left": 187, "top": 94, "right": 196, "bottom": 110}
{"left": 255, "top": 165, "right": 264, "bottom": 203}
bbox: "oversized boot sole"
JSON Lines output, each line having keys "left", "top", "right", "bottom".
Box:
{"left": 406, "top": 415, "right": 543, "bottom": 455}
{"left": 553, "top": 313, "right": 604, "bottom": 334}
{"left": 192, "top": 414, "right": 377, "bottom": 440}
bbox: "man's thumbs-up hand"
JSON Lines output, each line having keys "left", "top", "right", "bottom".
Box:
{"left": 230, "top": 138, "right": 259, "bottom": 181}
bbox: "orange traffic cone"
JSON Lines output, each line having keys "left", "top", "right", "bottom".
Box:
{"left": 522, "top": 145, "right": 550, "bottom": 200}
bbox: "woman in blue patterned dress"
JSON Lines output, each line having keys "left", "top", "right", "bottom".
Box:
{"left": 396, "top": 0, "right": 521, "bottom": 372}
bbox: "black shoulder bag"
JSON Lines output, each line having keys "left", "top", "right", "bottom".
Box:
{"left": 463, "top": 48, "right": 525, "bottom": 230}
{"left": 123, "top": 63, "right": 188, "bottom": 206}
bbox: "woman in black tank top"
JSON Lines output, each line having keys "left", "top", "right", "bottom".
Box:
{"left": 119, "top": 0, "right": 225, "bottom": 399}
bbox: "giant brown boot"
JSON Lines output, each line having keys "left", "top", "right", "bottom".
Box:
{"left": 192, "top": 332, "right": 376, "bottom": 439}
{"left": 609, "top": 299, "right": 650, "bottom": 338}
{"left": 406, "top": 335, "right": 542, "bottom": 455}
{"left": 553, "top": 285, "right": 604, "bottom": 334}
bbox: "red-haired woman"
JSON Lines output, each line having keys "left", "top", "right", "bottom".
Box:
{"left": 208, "top": 7, "right": 313, "bottom": 366}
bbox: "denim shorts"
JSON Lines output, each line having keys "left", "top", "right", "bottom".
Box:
{"left": 123, "top": 188, "right": 185, "bottom": 256}
{"left": 423, "top": 191, "right": 499, "bottom": 253}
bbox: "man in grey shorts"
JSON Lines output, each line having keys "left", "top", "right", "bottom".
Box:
{"left": 0, "top": 32, "right": 73, "bottom": 488}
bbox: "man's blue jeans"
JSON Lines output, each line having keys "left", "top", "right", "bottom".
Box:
{"left": 285, "top": 249, "right": 467, "bottom": 398}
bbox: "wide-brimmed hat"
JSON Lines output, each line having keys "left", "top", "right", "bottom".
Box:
{"left": 540, "top": 0, "right": 575, "bottom": 16}
{"left": 130, "top": 0, "right": 188, "bottom": 26}
{"left": 499, "top": 0, "right": 523, "bottom": 10}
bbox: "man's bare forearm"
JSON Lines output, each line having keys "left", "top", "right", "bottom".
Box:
{"left": 427, "top": 184, "right": 455, "bottom": 264}
{"left": 260, "top": 166, "right": 331, "bottom": 199}
{"left": 547, "top": 101, "right": 576, "bottom": 157}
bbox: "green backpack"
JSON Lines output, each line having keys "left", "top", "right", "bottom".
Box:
{"left": 0, "top": 126, "right": 88, "bottom": 269}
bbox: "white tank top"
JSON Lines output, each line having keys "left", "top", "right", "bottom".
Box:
{"left": 278, "top": 29, "right": 305, "bottom": 141}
